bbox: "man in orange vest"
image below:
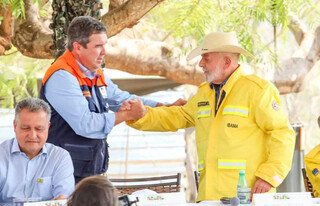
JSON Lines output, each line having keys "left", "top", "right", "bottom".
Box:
{"left": 40, "top": 16, "right": 186, "bottom": 183}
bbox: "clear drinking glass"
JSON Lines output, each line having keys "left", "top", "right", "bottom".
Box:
{"left": 13, "top": 197, "right": 42, "bottom": 206}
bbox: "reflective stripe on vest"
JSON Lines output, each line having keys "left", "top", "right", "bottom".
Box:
{"left": 198, "top": 160, "right": 204, "bottom": 172}
{"left": 222, "top": 106, "right": 249, "bottom": 117}
{"left": 198, "top": 107, "right": 211, "bottom": 118}
{"left": 218, "top": 159, "right": 247, "bottom": 169}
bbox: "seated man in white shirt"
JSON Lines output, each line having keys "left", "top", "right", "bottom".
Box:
{"left": 0, "top": 97, "right": 74, "bottom": 205}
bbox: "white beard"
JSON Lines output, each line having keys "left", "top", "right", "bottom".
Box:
{"left": 205, "top": 68, "right": 223, "bottom": 84}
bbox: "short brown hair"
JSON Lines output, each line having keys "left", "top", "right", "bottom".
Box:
{"left": 68, "top": 176, "right": 118, "bottom": 206}
{"left": 67, "top": 16, "right": 107, "bottom": 51}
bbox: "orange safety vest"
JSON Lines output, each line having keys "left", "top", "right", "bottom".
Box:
{"left": 40, "top": 50, "right": 110, "bottom": 178}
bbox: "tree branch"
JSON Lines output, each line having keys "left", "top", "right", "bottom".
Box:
{"left": 109, "top": 0, "right": 128, "bottom": 11}
{"left": 0, "top": 4, "right": 13, "bottom": 55}
{"left": 12, "top": 0, "right": 54, "bottom": 58}
{"left": 104, "top": 38, "right": 204, "bottom": 85}
{"left": 288, "top": 14, "right": 305, "bottom": 45}
{"left": 102, "top": 0, "right": 165, "bottom": 38}
{"left": 273, "top": 26, "right": 320, "bottom": 94}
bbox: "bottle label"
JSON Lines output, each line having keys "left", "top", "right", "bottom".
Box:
{"left": 237, "top": 188, "right": 251, "bottom": 204}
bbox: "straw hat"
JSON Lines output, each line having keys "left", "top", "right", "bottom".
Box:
{"left": 186, "top": 32, "right": 255, "bottom": 60}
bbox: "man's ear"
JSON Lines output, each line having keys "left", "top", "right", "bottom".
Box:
{"left": 13, "top": 120, "right": 18, "bottom": 133}
{"left": 223, "top": 56, "right": 231, "bottom": 69}
{"left": 73, "top": 42, "right": 82, "bottom": 51}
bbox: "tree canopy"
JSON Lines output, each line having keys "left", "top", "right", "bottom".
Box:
{"left": 1, "top": 0, "right": 320, "bottom": 103}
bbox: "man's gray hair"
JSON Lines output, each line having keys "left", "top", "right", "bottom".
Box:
{"left": 15, "top": 97, "right": 51, "bottom": 122}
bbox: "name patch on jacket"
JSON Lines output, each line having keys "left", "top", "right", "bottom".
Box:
{"left": 198, "top": 101, "right": 209, "bottom": 107}
{"left": 99, "top": 86, "right": 108, "bottom": 98}
{"left": 227, "top": 123, "right": 238, "bottom": 128}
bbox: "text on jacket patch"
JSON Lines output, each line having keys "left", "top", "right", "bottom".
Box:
{"left": 227, "top": 123, "right": 238, "bottom": 128}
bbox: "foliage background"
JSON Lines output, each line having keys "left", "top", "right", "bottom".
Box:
{"left": 1, "top": 0, "right": 320, "bottom": 150}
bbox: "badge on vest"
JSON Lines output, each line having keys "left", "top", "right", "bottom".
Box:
{"left": 99, "top": 86, "right": 108, "bottom": 98}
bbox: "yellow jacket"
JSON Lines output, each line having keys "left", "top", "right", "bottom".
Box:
{"left": 128, "top": 67, "right": 295, "bottom": 201}
{"left": 305, "top": 144, "right": 320, "bottom": 197}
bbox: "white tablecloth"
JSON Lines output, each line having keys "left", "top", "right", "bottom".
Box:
{"left": 187, "top": 198, "right": 320, "bottom": 205}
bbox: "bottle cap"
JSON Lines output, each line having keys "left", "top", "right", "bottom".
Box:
{"left": 239, "top": 170, "right": 245, "bottom": 174}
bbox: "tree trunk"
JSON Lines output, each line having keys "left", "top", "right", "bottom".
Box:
{"left": 0, "top": 4, "right": 13, "bottom": 55}
{"left": 51, "top": 0, "right": 102, "bottom": 58}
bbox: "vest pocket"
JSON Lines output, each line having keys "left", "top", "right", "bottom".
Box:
{"left": 64, "top": 143, "right": 94, "bottom": 177}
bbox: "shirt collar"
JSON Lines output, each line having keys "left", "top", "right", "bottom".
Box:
{"left": 11, "top": 138, "right": 20, "bottom": 153}
{"left": 210, "top": 64, "right": 240, "bottom": 91}
{"left": 76, "top": 60, "right": 97, "bottom": 80}
{"left": 11, "top": 138, "right": 47, "bottom": 156}
{"left": 210, "top": 77, "right": 229, "bottom": 91}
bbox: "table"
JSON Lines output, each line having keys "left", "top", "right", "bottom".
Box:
{"left": 187, "top": 198, "right": 320, "bottom": 205}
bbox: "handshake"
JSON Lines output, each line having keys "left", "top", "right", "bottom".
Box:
{"left": 118, "top": 98, "right": 148, "bottom": 121}
{"left": 116, "top": 98, "right": 187, "bottom": 123}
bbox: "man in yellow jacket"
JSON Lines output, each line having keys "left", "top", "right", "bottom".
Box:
{"left": 126, "top": 32, "right": 295, "bottom": 202}
{"left": 304, "top": 116, "right": 320, "bottom": 197}
{"left": 305, "top": 144, "right": 320, "bottom": 197}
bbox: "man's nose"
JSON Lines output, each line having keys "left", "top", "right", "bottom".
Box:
{"left": 199, "top": 58, "right": 205, "bottom": 67}
{"left": 101, "top": 45, "right": 106, "bottom": 55}
{"left": 28, "top": 129, "right": 37, "bottom": 139}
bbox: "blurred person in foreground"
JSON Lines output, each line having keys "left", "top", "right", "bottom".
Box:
{"left": 304, "top": 115, "right": 320, "bottom": 197}
{"left": 40, "top": 16, "right": 186, "bottom": 183}
{"left": 126, "top": 32, "right": 295, "bottom": 201}
{"left": 68, "top": 175, "right": 117, "bottom": 206}
{"left": 0, "top": 97, "right": 74, "bottom": 205}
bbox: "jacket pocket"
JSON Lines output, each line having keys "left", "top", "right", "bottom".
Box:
{"left": 196, "top": 107, "right": 212, "bottom": 142}
{"left": 217, "top": 158, "right": 247, "bottom": 196}
{"left": 64, "top": 143, "right": 94, "bottom": 177}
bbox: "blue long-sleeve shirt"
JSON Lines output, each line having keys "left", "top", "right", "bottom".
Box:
{"left": 0, "top": 138, "right": 74, "bottom": 205}
{"left": 44, "top": 65, "right": 158, "bottom": 139}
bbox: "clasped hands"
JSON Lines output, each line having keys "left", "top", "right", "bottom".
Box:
{"left": 119, "top": 98, "right": 148, "bottom": 121}
{"left": 119, "top": 98, "right": 187, "bottom": 121}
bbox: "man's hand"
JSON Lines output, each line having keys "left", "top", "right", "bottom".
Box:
{"left": 170, "top": 98, "right": 187, "bottom": 106}
{"left": 119, "top": 101, "right": 131, "bottom": 111}
{"left": 156, "top": 98, "right": 187, "bottom": 107}
{"left": 51, "top": 195, "right": 67, "bottom": 200}
{"left": 252, "top": 178, "right": 273, "bottom": 194}
{"left": 126, "top": 98, "right": 147, "bottom": 120}
{"left": 115, "top": 98, "right": 147, "bottom": 125}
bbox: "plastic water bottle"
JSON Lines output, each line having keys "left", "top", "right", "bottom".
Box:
{"left": 237, "top": 170, "right": 250, "bottom": 204}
